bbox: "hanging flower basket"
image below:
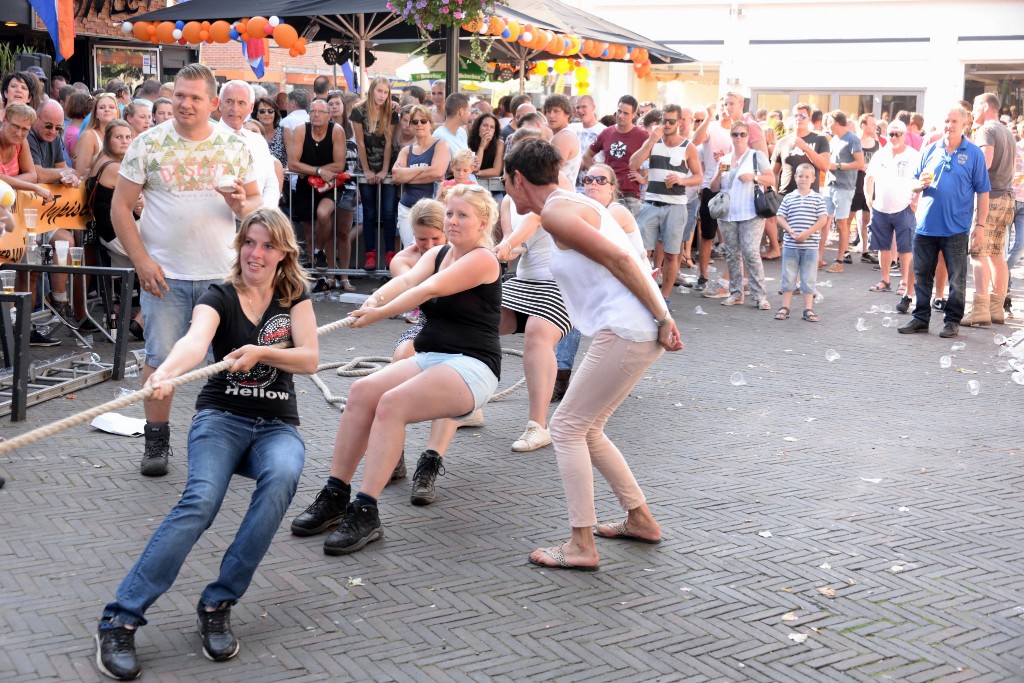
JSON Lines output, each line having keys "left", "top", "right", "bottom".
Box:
{"left": 387, "top": 0, "right": 505, "bottom": 31}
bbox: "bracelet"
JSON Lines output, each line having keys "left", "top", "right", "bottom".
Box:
{"left": 655, "top": 311, "right": 671, "bottom": 327}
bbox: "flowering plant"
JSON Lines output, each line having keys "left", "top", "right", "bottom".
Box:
{"left": 387, "top": 0, "right": 504, "bottom": 31}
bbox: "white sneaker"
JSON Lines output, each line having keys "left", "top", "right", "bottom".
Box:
{"left": 511, "top": 420, "right": 551, "bottom": 452}
{"left": 456, "top": 408, "right": 484, "bottom": 428}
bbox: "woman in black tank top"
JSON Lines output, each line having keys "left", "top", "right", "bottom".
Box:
{"left": 290, "top": 188, "right": 502, "bottom": 555}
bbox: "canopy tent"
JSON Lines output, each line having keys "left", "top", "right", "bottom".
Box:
{"left": 135, "top": 0, "right": 692, "bottom": 94}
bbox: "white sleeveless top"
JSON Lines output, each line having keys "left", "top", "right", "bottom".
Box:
{"left": 556, "top": 129, "right": 583, "bottom": 188}
{"left": 545, "top": 190, "right": 660, "bottom": 342}
{"left": 507, "top": 197, "right": 553, "bottom": 280}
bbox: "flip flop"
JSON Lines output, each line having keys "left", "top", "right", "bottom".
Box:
{"left": 594, "top": 520, "right": 662, "bottom": 544}
{"left": 528, "top": 544, "right": 599, "bottom": 572}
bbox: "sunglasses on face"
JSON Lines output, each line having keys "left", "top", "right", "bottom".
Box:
{"left": 43, "top": 122, "right": 64, "bottom": 133}
{"left": 662, "top": 119, "right": 678, "bottom": 125}
{"left": 694, "top": 118, "right": 705, "bottom": 124}
{"left": 888, "top": 131, "right": 904, "bottom": 137}
{"left": 410, "top": 118, "right": 431, "bottom": 125}
{"left": 796, "top": 113, "right": 809, "bottom": 120}
{"left": 257, "top": 108, "right": 275, "bottom": 115}
{"left": 731, "top": 131, "right": 748, "bottom": 138}
{"left": 583, "top": 175, "right": 610, "bottom": 185}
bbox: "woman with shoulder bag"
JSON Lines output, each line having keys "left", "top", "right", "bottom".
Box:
{"left": 710, "top": 121, "right": 775, "bottom": 309}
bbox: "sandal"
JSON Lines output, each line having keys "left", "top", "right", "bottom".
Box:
{"left": 802, "top": 309, "right": 820, "bottom": 322}
{"left": 774, "top": 306, "right": 790, "bottom": 320}
{"left": 528, "top": 544, "right": 599, "bottom": 572}
{"left": 869, "top": 280, "right": 891, "bottom": 292}
{"left": 896, "top": 282, "right": 907, "bottom": 296}
{"left": 338, "top": 278, "right": 356, "bottom": 292}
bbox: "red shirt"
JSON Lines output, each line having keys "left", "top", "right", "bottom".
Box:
{"left": 589, "top": 126, "right": 649, "bottom": 197}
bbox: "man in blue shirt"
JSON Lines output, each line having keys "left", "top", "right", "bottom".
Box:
{"left": 899, "top": 105, "right": 990, "bottom": 338}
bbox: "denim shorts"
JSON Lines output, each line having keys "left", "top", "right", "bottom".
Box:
{"left": 637, "top": 201, "right": 688, "bottom": 253}
{"left": 141, "top": 278, "right": 220, "bottom": 368}
{"left": 781, "top": 247, "right": 818, "bottom": 295}
{"left": 336, "top": 187, "right": 357, "bottom": 212}
{"left": 412, "top": 352, "right": 499, "bottom": 416}
{"left": 869, "top": 206, "right": 916, "bottom": 253}
{"left": 824, "top": 186, "right": 856, "bottom": 220}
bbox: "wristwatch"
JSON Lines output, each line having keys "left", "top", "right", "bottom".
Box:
{"left": 316, "top": 167, "right": 322, "bottom": 177}
{"left": 836, "top": 162, "right": 842, "bottom": 171}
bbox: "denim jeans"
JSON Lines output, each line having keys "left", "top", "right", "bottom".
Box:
{"left": 911, "top": 232, "right": 969, "bottom": 325}
{"left": 141, "top": 278, "right": 221, "bottom": 368}
{"left": 719, "top": 216, "right": 767, "bottom": 301}
{"left": 359, "top": 181, "right": 397, "bottom": 253}
{"left": 103, "top": 409, "right": 305, "bottom": 627}
{"left": 555, "top": 327, "right": 582, "bottom": 371}
{"left": 1008, "top": 200, "right": 1024, "bottom": 288}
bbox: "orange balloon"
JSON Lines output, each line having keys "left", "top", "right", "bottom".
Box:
{"left": 201, "top": 21, "right": 211, "bottom": 31}
{"left": 209, "top": 20, "right": 232, "bottom": 43}
{"left": 463, "top": 18, "right": 484, "bottom": 32}
{"left": 199, "top": 30, "right": 210, "bottom": 42}
{"left": 132, "top": 21, "right": 150, "bottom": 42}
{"left": 272, "top": 23, "right": 298, "bottom": 49}
{"left": 156, "top": 21, "right": 177, "bottom": 44}
{"left": 182, "top": 21, "right": 202, "bottom": 44}
{"left": 239, "top": 32, "right": 251, "bottom": 42}
{"left": 146, "top": 23, "right": 157, "bottom": 37}
{"left": 247, "top": 16, "right": 267, "bottom": 37}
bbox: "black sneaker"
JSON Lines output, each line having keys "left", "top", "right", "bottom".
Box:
{"left": 311, "top": 277, "right": 331, "bottom": 294}
{"left": 842, "top": 252, "right": 853, "bottom": 264}
{"left": 30, "top": 329, "right": 61, "bottom": 347}
{"left": 323, "top": 501, "right": 383, "bottom": 555}
{"left": 140, "top": 423, "right": 170, "bottom": 477}
{"left": 95, "top": 619, "right": 141, "bottom": 681}
{"left": 1005, "top": 296, "right": 1013, "bottom": 318}
{"left": 390, "top": 451, "right": 407, "bottom": 482}
{"left": 939, "top": 322, "right": 960, "bottom": 338}
{"left": 51, "top": 300, "right": 81, "bottom": 329}
{"left": 197, "top": 602, "right": 239, "bottom": 661}
{"left": 411, "top": 450, "right": 444, "bottom": 506}
{"left": 860, "top": 252, "right": 879, "bottom": 264}
{"left": 898, "top": 318, "right": 929, "bottom": 334}
{"left": 693, "top": 276, "right": 708, "bottom": 292}
{"left": 896, "top": 295, "right": 912, "bottom": 314}
{"left": 313, "top": 249, "right": 328, "bottom": 272}
{"left": 933, "top": 298, "right": 946, "bottom": 311}
{"left": 290, "top": 485, "right": 349, "bottom": 536}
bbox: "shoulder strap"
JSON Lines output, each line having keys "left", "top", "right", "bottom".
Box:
{"left": 433, "top": 244, "right": 451, "bottom": 272}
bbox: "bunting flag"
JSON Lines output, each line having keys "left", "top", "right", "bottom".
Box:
{"left": 28, "top": 0, "right": 75, "bottom": 62}
{"left": 341, "top": 60, "right": 356, "bottom": 93}
{"left": 241, "top": 39, "right": 265, "bottom": 79}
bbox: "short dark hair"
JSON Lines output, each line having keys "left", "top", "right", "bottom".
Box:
{"left": 255, "top": 96, "right": 281, "bottom": 128}
{"left": 504, "top": 138, "right": 563, "bottom": 186}
{"left": 445, "top": 92, "right": 469, "bottom": 117}
{"left": 288, "top": 88, "right": 310, "bottom": 110}
{"left": 509, "top": 94, "right": 530, "bottom": 114}
{"left": 811, "top": 110, "right": 823, "bottom": 124}
{"left": 543, "top": 93, "right": 572, "bottom": 117}
{"left": 618, "top": 94, "right": 639, "bottom": 114}
{"left": 642, "top": 109, "right": 662, "bottom": 127}
{"left": 139, "top": 79, "right": 162, "bottom": 98}
{"left": 404, "top": 85, "right": 426, "bottom": 104}
{"left": 828, "top": 110, "right": 847, "bottom": 127}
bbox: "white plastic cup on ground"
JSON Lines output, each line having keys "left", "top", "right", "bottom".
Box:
{"left": 826, "top": 349, "right": 840, "bottom": 362}
{"left": 967, "top": 380, "right": 980, "bottom": 396}
{"left": 939, "top": 355, "right": 952, "bottom": 369}
{"left": 54, "top": 239, "right": 70, "bottom": 266}
{"left": 730, "top": 372, "right": 747, "bottom": 386}
{"left": 950, "top": 341, "right": 966, "bottom": 352}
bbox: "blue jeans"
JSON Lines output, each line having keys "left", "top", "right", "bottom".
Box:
{"left": 555, "top": 327, "right": 582, "bottom": 371}
{"left": 103, "top": 409, "right": 305, "bottom": 627}
{"left": 359, "top": 181, "right": 397, "bottom": 254}
{"left": 781, "top": 247, "right": 817, "bottom": 294}
{"left": 1008, "top": 200, "right": 1024, "bottom": 288}
{"left": 141, "top": 278, "right": 220, "bottom": 368}
{"left": 911, "top": 232, "right": 969, "bottom": 325}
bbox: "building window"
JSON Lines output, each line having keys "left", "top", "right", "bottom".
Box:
{"left": 964, "top": 62, "right": 1023, "bottom": 121}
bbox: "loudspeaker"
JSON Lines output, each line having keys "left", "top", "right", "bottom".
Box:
{"left": 14, "top": 53, "right": 53, "bottom": 83}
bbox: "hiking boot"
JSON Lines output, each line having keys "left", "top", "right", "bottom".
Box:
{"left": 313, "top": 249, "right": 328, "bottom": 272}
{"left": 140, "top": 423, "right": 170, "bottom": 477}
{"left": 989, "top": 290, "right": 1006, "bottom": 325}
{"left": 290, "top": 485, "right": 349, "bottom": 536}
{"left": 197, "top": 602, "right": 239, "bottom": 662}
{"left": 939, "top": 322, "right": 960, "bottom": 338}
{"left": 51, "top": 300, "right": 80, "bottom": 329}
{"left": 390, "top": 451, "right": 407, "bottom": 482}
{"left": 95, "top": 619, "right": 141, "bottom": 681}
{"left": 512, "top": 420, "right": 552, "bottom": 452}
{"left": 411, "top": 450, "right": 444, "bottom": 506}
{"left": 323, "top": 502, "right": 383, "bottom": 555}
{"left": 30, "top": 329, "right": 61, "bottom": 346}
{"left": 551, "top": 369, "right": 571, "bottom": 402}
{"left": 896, "top": 295, "right": 912, "bottom": 314}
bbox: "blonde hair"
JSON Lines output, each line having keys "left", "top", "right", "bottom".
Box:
{"left": 409, "top": 198, "right": 445, "bottom": 234}
{"left": 363, "top": 75, "right": 394, "bottom": 141}
{"left": 3, "top": 102, "right": 35, "bottom": 125}
{"left": 450, "top": 148, "right": 475, "bottom": 169}
{"left": 445, "top": 184, "right": 498, "bottom": 248}
{"left": 84, "top": 93, "right": 118, "bottom": 134}
{"left": 229, "top": 207, "right": 308, "bottom": 307}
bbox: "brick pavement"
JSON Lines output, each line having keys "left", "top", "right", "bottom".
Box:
{"left": 1, "top": 254, "right": 1023, "bottom": 682}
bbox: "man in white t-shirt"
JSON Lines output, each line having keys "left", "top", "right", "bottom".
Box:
{"left": 569, "top": 95, "right": 604, "bottom": 186}
{"left": 432, "top": 92, "right": 469, "bottom": 156}
{"left": 279, "top": 89, "right": 310, "bottom": 132}
{"left": 216, "top": 80, "right": 280, "bottom": 208}
{"left": 113, "top": 64, "right": 260, "bottom": 478}
{"left": 864, "top": 118, "right": 920, "bottom": 313}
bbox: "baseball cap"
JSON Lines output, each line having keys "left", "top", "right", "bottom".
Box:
{"left": 887, "top": 119, "right": 907, "bottom": 134}
{"left": 25, "top": 65, "right": 47, "bottom": 81}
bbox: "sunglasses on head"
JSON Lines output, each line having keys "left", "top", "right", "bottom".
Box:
{"left": 410, "top": 118, "right": 431, "bottom": 125}
{"left": 731, "top": 131, "right": 748, "bottom": 138}
{"left": 888, "top": 131, "right": 904, "bottom": 137}
{"left": 583, "top": 175, "right": 610, "bottom": 185}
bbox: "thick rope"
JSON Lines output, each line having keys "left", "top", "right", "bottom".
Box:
{"left": 0, "top": 316, "right": 357, "bottom": 455}
{"left": 308, "top": 348, "right": 526, "bottom": 411}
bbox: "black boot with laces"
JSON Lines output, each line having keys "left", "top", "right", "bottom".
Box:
{"left": 290, "top": 485, "right": 349, "bottom": 536}
{"left": 197, "top": 601, "right": 239, "bottom": 661}
{"left": 323, "top": 501, "right": 383, "bottom": 555}
{"left": 410, "top": 450, "right": 445, "bottom": 506}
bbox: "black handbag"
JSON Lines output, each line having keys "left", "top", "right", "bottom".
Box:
{"left": 752, "top": 154, "right": 781, "bottom": 218}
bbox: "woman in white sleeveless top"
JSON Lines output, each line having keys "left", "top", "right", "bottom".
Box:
{"left": 503, "top": 138, "right": 683, "bottom": 572}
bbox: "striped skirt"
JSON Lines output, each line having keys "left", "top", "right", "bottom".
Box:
{"left": 501, "top": 278, "right": 572, "bottom": 337}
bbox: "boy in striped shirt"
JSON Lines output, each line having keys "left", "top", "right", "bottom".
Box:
{"left": 776, "top": 163, "right": 828, "bottom": 321}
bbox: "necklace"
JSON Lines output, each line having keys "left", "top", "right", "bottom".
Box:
{"left": 243, "top": 287, "right": 267, "bottom": 323}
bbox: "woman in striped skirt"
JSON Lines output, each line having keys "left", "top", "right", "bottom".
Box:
{"left": 493, "top": 192, "right": 572, "bottom": 452}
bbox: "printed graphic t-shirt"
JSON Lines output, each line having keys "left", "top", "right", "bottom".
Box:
{"left": 195, "top": 283, "right": 309, "bottom": 425}
{"left": 589, "top": 126, "right": 649, "bottom": 197}
{"left": 119, "top": 120, "right": 255, "bottom": 280}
